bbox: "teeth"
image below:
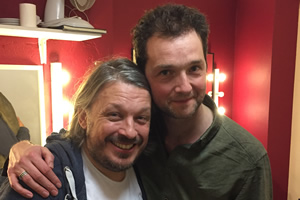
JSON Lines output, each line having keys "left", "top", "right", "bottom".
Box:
{"left": 113, "top": 142, "right": 134, "bottom": 150}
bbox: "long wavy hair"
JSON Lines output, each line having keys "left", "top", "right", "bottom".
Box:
{"left": 66, "top": 58, "right": 150, "bottom": 147}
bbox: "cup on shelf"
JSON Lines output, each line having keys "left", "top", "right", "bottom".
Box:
{"left": 19, "top": 3, "right": 37, "bottom": 27}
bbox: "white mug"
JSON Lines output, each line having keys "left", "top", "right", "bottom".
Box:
{"left": 19, "top": 3, "right": 37, "bottom": 27}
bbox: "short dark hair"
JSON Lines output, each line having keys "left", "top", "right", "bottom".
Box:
{"left": 132, "top": 3, "right": 210, "bottom": 72}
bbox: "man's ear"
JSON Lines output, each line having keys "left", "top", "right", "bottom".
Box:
{"left": 78, "top": 109, "right": 87, "bottom": 129}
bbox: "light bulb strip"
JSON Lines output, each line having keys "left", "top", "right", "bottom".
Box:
{"left": 212, "top": 68, "right": 226, "bottom": 115}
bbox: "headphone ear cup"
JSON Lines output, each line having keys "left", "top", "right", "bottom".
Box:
{"left": 70, "top": 0, "right": 95, "bottom": 12}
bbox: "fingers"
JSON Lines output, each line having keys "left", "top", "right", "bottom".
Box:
{"left": 7, "top": 142, "right": 61, "bottom": 198}
{"left": 40, "top": 147, "right": 62, "bottom": 188}
{"left": 20, "top": 153, "right": 60, "bottom": 197}
{"left": 18, "top": 169, "right": 51, "bottom": 198}
{"left": 30, "top": 159, "right": 62, "bottom": 193}
{"left": 9, "top": 173, "right": 33, "bottom": 199}
{"left": 8, "top": 157, "right": 54, "bottom": 198}
{"left": 41, "top": 146, "right": 54, "bottom": 169}
{"left": 17, "top": 117, "right": 24, "bottom": 127}
{"left": 42, "top": 167, "right": 62, "bottom": 189}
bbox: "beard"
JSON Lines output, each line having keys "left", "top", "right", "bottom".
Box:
{"left": 84, "top": 133, "right": 144, "bottom": 172}
{"left": 161, "top": 94, "right": 204, "bottom": 119}
{"left": 85, "top": 141, "right": 133, "bottom": 172}
{"left": 91, "top": 151, "right": 132, "bottom": 172}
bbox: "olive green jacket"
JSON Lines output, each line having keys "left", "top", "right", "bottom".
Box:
{"left": 137, "top": 95, "right": 272, "bottom": 200}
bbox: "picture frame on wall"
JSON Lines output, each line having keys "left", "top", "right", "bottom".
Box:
{"left": 0, "top": 65, "right": 46, "bottom": 145}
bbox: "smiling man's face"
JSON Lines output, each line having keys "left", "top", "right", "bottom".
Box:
{"left": 145, "top": 30, "right": 207, "bottom": 119}
{"left": 80, "top": 81, "right": 151, "bottom": 174}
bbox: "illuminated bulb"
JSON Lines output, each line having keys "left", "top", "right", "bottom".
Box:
{"left": 51, "top": 62, "right": 63, "bottom": 132}
{"left": 218, "top": 107, "right": 226, "bottom": 115}
{"left": 207, "top": 74, "right": 214, "bottom": 82}
{"left": 208, "top": 91, "right": 212, "bottom": 97}
{"left": 219, "top": 73, "right": 226, "bottom": 82}
{"left": 62, "top": 99, "right": 74, "bottom": 115}
{"left": 62, "top": 99, "right": 74, "bottom": 129}
{"left": 218, "top": 92, "right": 224, "bottom": 97}
{"left": 61, "top": 70, "right": 70, "bottom": 86}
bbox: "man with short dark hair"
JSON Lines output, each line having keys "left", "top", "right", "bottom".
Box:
{"left": 132, "top": 4, "right": 272, "bottom": 199}
{"left": 4, "top": 4, "right": 272, "bottom": 200}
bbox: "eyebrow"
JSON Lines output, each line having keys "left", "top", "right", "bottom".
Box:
{"left": 106, "top": 103, "right": 151, "bottom": 113}
{"left": 188, "top": 59, "right": 206, "bottom": 66}
{"left": 191, "top": 60, "right": 207, "bottom": 69}
{"left": 156, "top": 59, "right": 206, "bottom": 69}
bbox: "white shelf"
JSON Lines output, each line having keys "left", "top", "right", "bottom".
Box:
{"left": 0, "top": 24, "right": 104, "bottom": 63}
{"left": 0, "top": 24, "right": 102, "bottom": 41}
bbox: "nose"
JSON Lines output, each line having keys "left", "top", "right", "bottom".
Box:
{"left": 119, "top": 118, "right": 138, "bottom": 139}
{"left": 174, "top": 73, "right": 192, "bottom": 93}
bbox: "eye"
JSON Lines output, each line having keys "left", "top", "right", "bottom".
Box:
{"left": 136, "top": 115, "right": 151, "bottom": 125}
{"left": 107, "top": 112, "right": 122, "bottom": 121}
{"left": 189, "top": 65, "right": 201, "bottom": 73}
{"left": 159, "top": 69, "right": 170, "bottom": 76}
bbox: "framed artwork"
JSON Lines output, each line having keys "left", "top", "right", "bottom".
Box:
{"left": 0, "top": 65, "right": 46, "bottom": 145}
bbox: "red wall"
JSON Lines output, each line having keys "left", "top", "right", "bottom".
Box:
{"left": 1, "top": 0, "right": 299, "bottom": 199}
{"left": 233, "top": 0, "right": 299, "bottom": 199}
{"left": 233, "top": 0, "right": 274, "bottom": 152}
{"left": 0, "top": 0, "right": 236, "bottom": 135}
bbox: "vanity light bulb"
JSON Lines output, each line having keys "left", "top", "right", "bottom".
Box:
{"left": 207, "top": 74, "right": 214, "bottom": 82}
{"left": 218, "top": 107, "right": 226, "bottom": 115}
{"left": 61, "top": 70, "right": 70, "bottom": 86}
{"left": 62, "top": 99, "right": 74, "bottom": 115}
{"left": 219, "top": 73, "right": 226, "bottom": 82}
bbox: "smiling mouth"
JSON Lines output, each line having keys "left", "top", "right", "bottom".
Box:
{"left": 172, "top": 98, "right": 193, "bottom": 104}
{"left": 112, "top": 142, "right": 135, "bottom": 150}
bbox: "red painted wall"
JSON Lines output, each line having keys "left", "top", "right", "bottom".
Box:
{"left": 233, "top": 0, "right": 274, "bottom": 151}
{"left": 233, "top": 0, "right": 299, "bottom": 199}
{"left": 0, "top": 0, "right": 236, "bottom": 134}
{"left": 1, "top": 0, "right": 299, "bottom": 199}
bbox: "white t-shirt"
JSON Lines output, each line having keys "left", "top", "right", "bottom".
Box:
{"left": 82, "top": 150, "right": 143, "bottom": 200}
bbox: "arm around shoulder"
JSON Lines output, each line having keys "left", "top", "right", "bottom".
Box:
{"left": 6, "top": 140, "right": 61, "bottom": 198}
